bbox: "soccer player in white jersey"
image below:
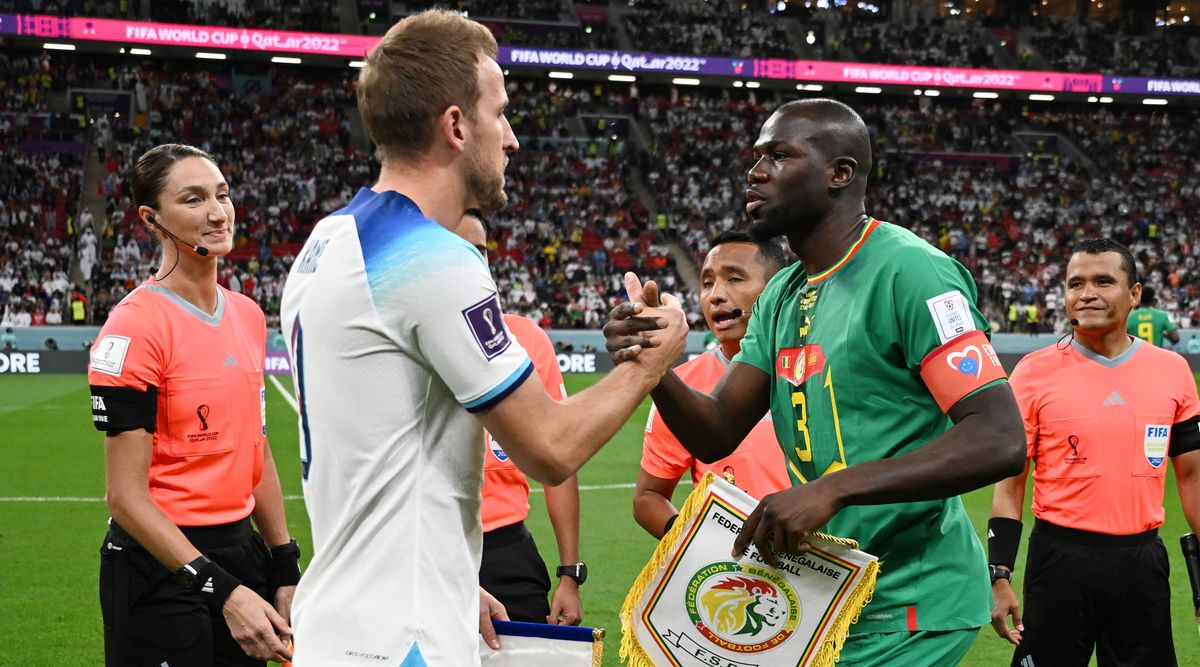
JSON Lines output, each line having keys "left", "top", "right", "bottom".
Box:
{"left": 280, "top": 10, "right": 687, "bottom": 666}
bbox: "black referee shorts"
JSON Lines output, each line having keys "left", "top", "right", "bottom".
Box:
{"left": 99, "top": 518, "right": 274, "bottom": 667}
{"left": 1011, "top": 519, "right": 1176, "bottom": 667}
{"left": 479, "top": 520, "right": 552, "bottom": 623}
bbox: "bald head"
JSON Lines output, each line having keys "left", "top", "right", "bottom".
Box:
{"left": 773, "top": 98, "right": 872, "bottom": 187}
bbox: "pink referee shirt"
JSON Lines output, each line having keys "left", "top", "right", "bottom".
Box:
{"left": 1011, "top": 338, "right": 1200, "bottom": 535}
{"left": 642, "top": 348, "right": 789, "bottom": 500}
{"left": 480, "top": 314, "right": 566, "bottom": 532}
{"left": 88, "top": 280, "right": 268, "bottom": 526}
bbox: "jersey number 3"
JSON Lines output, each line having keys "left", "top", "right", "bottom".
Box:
{"left": 789, "top": 366, "right": 848, "bottom": 483}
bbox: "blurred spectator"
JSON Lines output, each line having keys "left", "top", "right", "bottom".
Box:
{"left": 1028, "top": 18, "right": 1199, "bottom": 77}
{"left": 151, "top": 0, "right": 339, "bottom": 32}
{"left": 401, "top": 0, "right": 565, "bottom": 21}
{"left": 624, "top": 0, "right": 794, "bottom": 58}
{"left": 848, "top": 16, "right": 996, "bottom": 69}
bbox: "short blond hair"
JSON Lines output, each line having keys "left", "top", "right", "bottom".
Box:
{"left": 357, "top": 10, "right": 498, "bottom": 163}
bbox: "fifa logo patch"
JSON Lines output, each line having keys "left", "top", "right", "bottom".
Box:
{"left": 1144, "top": 425, "right": 1170, "bottom": 468}
{"left": 488, "top": 433, "right": 509, "bottom": 462}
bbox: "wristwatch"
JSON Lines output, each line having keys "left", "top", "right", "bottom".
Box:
{"left": 175, "top": 554, "right": 212, "bottom": 589}
{"left": 556, "top": 562, "right": 587, "bottom": 586}
{"left": 988, "top": 564, "right": 1012, "bottom": 584}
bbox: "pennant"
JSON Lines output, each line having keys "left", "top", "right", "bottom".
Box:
{"left": 479, "top": 620, "right": 604, "bottom": 667}
{"left": 620, "top": 474, "right": 878, "bottom": 667}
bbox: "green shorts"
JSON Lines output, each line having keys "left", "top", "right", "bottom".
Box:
{"left": 838, "top": 628, "right": 979, "bottom": 667}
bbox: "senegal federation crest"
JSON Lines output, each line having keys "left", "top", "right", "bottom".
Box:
{"left": 687, "top": 563, "right": 800, "bottom": 653}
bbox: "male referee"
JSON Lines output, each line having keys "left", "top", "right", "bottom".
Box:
{"left": 989, "top": 238, "right": 1200, "bottom": 666}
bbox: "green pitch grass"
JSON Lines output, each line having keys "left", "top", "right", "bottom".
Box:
{"left": 2, "top": 373, "right": 1199, "bottom": 666}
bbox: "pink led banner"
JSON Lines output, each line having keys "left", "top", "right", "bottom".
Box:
{"left": 0, "top": 13, "right": 1158, "bottom": 95}
{"left": 752, "top": 59, "right": 1104, "bottom": 93}
{"left": 7, "top": 13, "right": 377, "bottom": 57}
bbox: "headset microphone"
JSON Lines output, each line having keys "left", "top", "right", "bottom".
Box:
{"left": 730, "top": 309, "right": 744, "bottom": 319}
{"left": 148, "top": 215, "right": 209, "bottom": 257}
{"left": 1069, "top": 319, "right": 1080, "bottom": 326}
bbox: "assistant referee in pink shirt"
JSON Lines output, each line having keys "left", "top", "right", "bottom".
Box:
{"left": 988, "top": 238, "right": 1200, "bottom": 667}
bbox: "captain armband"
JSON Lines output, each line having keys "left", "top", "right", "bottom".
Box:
{"left": 987, "top": 517, "right": 1023, "bottom": 571}
{"left": 918, "top": 330, "right": 1008, "bottom": 413}
{"left": 1170, "top": 414, "right": 1200, "bottom": 458}
{"left": 90, "top": 385, "right": 158, "bottom": 434}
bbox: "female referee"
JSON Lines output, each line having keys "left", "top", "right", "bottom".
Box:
{"left": 88, "top": 144, "right": 298, "bottom": 666}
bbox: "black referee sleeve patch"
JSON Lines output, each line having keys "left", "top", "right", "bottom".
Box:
{"left": 1170, "top": 415, "right": 1200, "bottom": 458}
{"left": 90, "top": 385, "right": 158, "bottom": 434}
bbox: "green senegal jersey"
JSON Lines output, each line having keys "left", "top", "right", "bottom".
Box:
{"left": 734, "top": 219, "right": 1004, "bottom": 634}
{"left": 1127, "top": 307, "right": 1177, "bottom": 347}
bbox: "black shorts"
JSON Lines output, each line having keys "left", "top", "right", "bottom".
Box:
{"left": 478, "top": 521, "right": 552, "bottom": 623}
{"left": 1011, "top": 519, "right": 1176, "bottom": 667}
{"left": 99, "top": 518, "right": 275, "bottom": 667}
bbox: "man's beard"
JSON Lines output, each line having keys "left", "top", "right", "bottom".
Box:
{"left": 466, "top": 144, "right": 508, "bottom": 213}
{"left": 748, "top": 207, "right": 790, "bottom": 242}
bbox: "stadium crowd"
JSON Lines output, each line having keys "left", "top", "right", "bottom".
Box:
{"left": 844, "top": 16, "right": 996, "bottom": 70}
{"left": 5, "top": 74, "right": 1200, "bottom": 336}
{"left": 402, "top": 0, "right": 567, "bottom": 22}
{"left": 623, "top": 0, "right": 794, "bottom": 59}
{"left": 3, "top": 5, "right": 1200, "bottom": 338}
{"left": 1027, "top": 17, "right": 1200, "bottom": 77}
{"left": 151, "top": 0, "right": 341, "bottom": 33}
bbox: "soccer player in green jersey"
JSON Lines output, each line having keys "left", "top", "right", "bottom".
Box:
{"left": 605, "top": 99, "right": 1026, "bottom": 666}
{"left": 1127, "top": 286, "right": 1179, "bottom": 347}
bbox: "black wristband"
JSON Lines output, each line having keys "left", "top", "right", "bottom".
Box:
{"left": 193, "top": 559, "right": 241, "bottom": 611}
{"left": 663, "top": 514, "right": 678, "bottom": 536}
{"left": 987, "top": 517, "right": 1023, "bottom": 571}
{"left": 266, "top": 539, "right": 302, "bottom": 589}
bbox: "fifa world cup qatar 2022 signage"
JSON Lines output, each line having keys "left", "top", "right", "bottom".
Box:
{"left": 6, "top": 13, "right": 1200, "bottom": 97}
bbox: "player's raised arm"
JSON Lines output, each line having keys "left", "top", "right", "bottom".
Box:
{"left": 650, "top": 362, "right": 772, "bottom": 463}
{"left": 477, "top": 294, "right": 688, "bottom": 486}
{"left": 604, "top": 271, "right": 772, "bottom": 463}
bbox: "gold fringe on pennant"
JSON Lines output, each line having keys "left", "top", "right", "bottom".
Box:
{"left": 618, "top": 471, "right": 881, "bottom": 666}
{"left": 807, "top": 558, "right": 881, "bottom": 667}
{"left": 618, "top": 471, "right": 718, "bottom": 666}
{"left": 592, "top": 627, "right": 605, "bottom": 667}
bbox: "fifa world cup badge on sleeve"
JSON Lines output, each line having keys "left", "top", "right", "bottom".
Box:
{"left": 621, "top": 474, "right": 879, "bottom": 667}
{"left": 925, "top": 290, "right": 975, "bottom": 344}
{"left": 90, "top": 335, "right": 132, "bottom": 376}
{"left": 463, "top": 293, "right": 511, "bottom": 360}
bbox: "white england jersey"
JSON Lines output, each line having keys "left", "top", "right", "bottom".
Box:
{"left": 281, "top": 188, "right": 532, "bottom": 666}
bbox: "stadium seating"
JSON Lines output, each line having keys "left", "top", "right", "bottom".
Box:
{"left": 3, "top": 6, "right": 1200, "bottom": 335}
